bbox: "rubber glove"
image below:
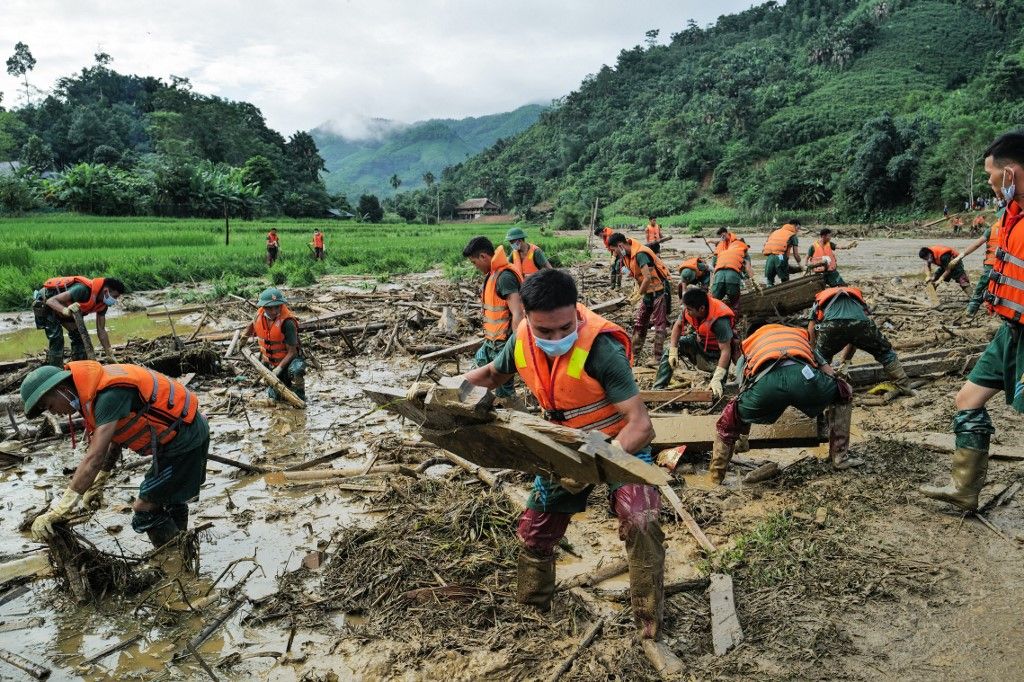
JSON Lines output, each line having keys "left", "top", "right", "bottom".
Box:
{"left": 709, "top": 366, "right": 727, "bottom": 399}
{"left": 65, "top": 302, "right": 81, "bottom": 317}
{"left": 31, "top": 488, "right": 82, "bottom": 541}
{"left": 628, "top": 286, "right": 643, "bottom": 304}
{"left": 668, "top": 346, "right": 679, "bottom": 370}
{"left": 82, "top": 470, "right": 111, "bottom": 511}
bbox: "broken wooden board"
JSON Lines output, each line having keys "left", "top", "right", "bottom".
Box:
{"left": 240, "top": 348, "right": 306, "bottom": 409}
{"left": 888, "top": 431, "right": 1023, "bottom": 461}
{"left": 710, "top": 573, "right": 744, "bottom": 655}
{"left": 742, "top": 273, "right": 825, "bottom": 320}
{"left": 651, "top": 409, "right": 823, "bottom": 451}
{"left": 846, "top": 350, "right": 983, "bottom": 387}
{"left": 638, "top": 389, "right": 714, "bottom": 404}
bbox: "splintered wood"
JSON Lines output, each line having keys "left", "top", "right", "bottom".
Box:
{"left": 710, "top": 573, "right": 744, "bottom": 655}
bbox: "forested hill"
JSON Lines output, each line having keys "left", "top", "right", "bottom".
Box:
{"left": 409, "top": 0, "right": 1024, "bottom": 226}
{"left": 310, "top": 104, "right": 545, "bottom": 199}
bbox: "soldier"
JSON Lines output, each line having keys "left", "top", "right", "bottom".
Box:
{"left": 762, "top": 220, "right": 801, "bottom": 286}
{"left": 240, "top": 288, "right": 307, "bottom": 403}
{"left": 33, "top": 276, "right": 125, "bottom": 366}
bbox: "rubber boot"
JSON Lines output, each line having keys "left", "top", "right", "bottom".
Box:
{"left": 516, "top": 547, "right": 555, "bottom": 612}
{"left": 735, "top": 434, "right": 750, "bottom": 453}
{"left": 290, "top": 372, "right": 306, "bottom": 402}
{"left": 632, "top": 331, "right": 647, "bottom": 363}
{"left": 132, "top": 510, "right": 180, "bottom": 550}
{"left": 651, "top": 330, "right": 667, "bottom": 365}
{"left": 709, "top": 435, "right": 735, "bottom": 484}
{"left": 919, "top": 447, "right": 989, "bottom": 511}
{"left": 828, "top": 400, "right": 862, "bottom": 469}
{"left": 883, "top": 358, "right": 914, "bottom": 396}
{"left": 626, "top": 518, "right": 665, "bottom": 639}
{"left": 45, "top": 349, "right": 64, "bottom": 368}
{"left": 167, "top": 503, "right": 189, "bottom": 531}
{"left": 653, "top": 349, "right": 674, "bottom": 389}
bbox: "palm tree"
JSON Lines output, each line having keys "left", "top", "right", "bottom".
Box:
{"left": 389, "top": 174, "right": 402, "bottom": 191}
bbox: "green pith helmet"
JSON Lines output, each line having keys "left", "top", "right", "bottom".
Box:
{"left": 506, "top": 227, "right": 527, "bottom": 242}
{"left": 21, "top": 365, "right": 71, "bottom": 418}
{"left": 680, "top": 268, "right": 696, "bottom": 283}
{"left": 258, "top": 287, "right": 287, "bottom": 308}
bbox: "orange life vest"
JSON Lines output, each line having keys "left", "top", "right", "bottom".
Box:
{"left": 715, "top": 239, "right": 749, "bottom": 273}
{"left": 985, "top": 221, "right": 1000, "bottom": 267}
{"left": 312, "top": 232, "right": 324, "bottom": 248}
{"left": 624, "top": 240, "right": 671, "bottom": 292}
{"left": 763, "top": 224, "right": 797, "bottom": 256}
{"left": 253, "top": 305, "right": 301, "bottom": 367}
{"left": 985, "top": 200, "right": 1024, "bottom": 322}
{"left": 678, "top": 257, "right": 706, "bottom": 273}
{"left": 646, "top": 223, "right": 662, "bottom": 243}
{"left": 715, "top": 232, "right": 737, "bottom": 258}
{"left": 42, "top": 276, "right": 108, "bottom": 316}
{"left": 741, "top": 324, "right": 817, "bottom": 378}
{"left": 600, "top": 227, "right": 616, "bottom": 254}
{"left": 808, "top": 240, "right": 837, "bottom": 271}
{"left": 68, "top": 361, "right": 199, "bottom": 457}
{"left": 684, "top": 296, "right": 736, "bottom": 353}
{"left": 513, "top": 304, "right": 632, "bottom": 437}
{"left": 482, "top": 246, "right": 522, "bottom": 343}
{"left": 924, "top": 245, "right": 958, "bottom": 264}
{"left": 267, "top": 232, "right": 280, "bottom": 248}
{"left": 813, "top": 287, "right": 867, "bottom": 321}
{"left": 511, "top": 243, "right": 541, "bottom": 277}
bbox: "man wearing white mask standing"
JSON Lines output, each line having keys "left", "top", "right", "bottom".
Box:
{"left": 462, "top": 268, "right": 665, "bottom": 642}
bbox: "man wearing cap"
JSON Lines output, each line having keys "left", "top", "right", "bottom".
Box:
{"left": 594, "top": 226, "right": 623, "bottom": 288}
{"left": 240, "top": 287, "right": 307, "bottom": 403}
{"left": 677, "top": 256, "right": 711, "bottom": 297}
{"left": 32, "top": 276, "right": 126, "bottom": 367}
{"left": 507, "top": 227, "right": 552, "bottom": 278}
{"left": 20, "top": 362, "right": 209, "bottom": 549}
{"left": 654, "top": 287, "right": 736, "bottom": 391}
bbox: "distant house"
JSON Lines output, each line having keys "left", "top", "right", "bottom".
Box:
{"left": 0, "top": 161, "right": 22, "bottom": 177}
{"left": 326, "top": 208, "right": 355, "bottom": 220}
{"left": 530, "top": 200, "right": 555, "bottom": 219}
{"left": 455, "top": 198, "right": 501, "bottom": 221}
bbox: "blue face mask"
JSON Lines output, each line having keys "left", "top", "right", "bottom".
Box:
{"left": 103, "top": 293, "right": 117, "bottom": 307}
{"left": 1002, "top": 171, "right": 1016, "bottom": 202}
{"left": 534, "top": 329, "right": 579, "bottom": 357}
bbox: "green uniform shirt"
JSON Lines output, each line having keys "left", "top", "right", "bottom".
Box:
{"left": 811, "top": 295, "right": 868, "bottom": 322}
{"left": 493, "top": 331, "right": 639, "bottom": 404}
{"left": 495, "top": 270, "right": 520, "bottom": 298}
{"left": 713, "top": 268, "right": 743, "bottom": 286}
{"left": 531, "top": 249, "right": 550, "bottom": 269}
{"left": 707, "top": 318, "right": 734, "bottom": 343}
{"left": 281, "top": 318, "right": 299, "bottom": 346}
{"left": 93, "top": 387, "right": 208, "bottom": 457}
{"left": 787, "top": 235, "right": 799, "bottom": 249}
{"left": 67, "top": 284, "right": 91, "bottom": 304}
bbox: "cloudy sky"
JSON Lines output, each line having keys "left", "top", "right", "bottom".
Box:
{"left": 1, "top": 0, "right": 754, "bottom": 138}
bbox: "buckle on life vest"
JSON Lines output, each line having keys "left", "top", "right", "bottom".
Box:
{"left": 543, "top": 409, "right": 567, "bottom": 422}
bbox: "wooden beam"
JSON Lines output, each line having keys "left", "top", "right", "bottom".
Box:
{"left": 889, "top": 431, "right": 1023, "bottom": 460}
{"left": 660, "top": 484, "right": 716, "bottom": 553}
{"left": 651, "top": 410, "right": 822, "bottom": 451}
{"left": 741, "top": 273, "right": 825, "bottom": 320}
{"left": 71, "top": 309, "right": 96, "bottom": 360}
{"left": 638, "top": 389, "right": 713, "bottom": 404}
{"left": 240, "top": 348, "right": 306, "bottom": 409}
{"left": 710, "top": 573, "right": 744, "bottom": 655}
{"left": 846, "top": 350, "right": 983, "bottom": 387}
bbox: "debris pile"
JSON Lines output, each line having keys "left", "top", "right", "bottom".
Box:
{"left": 46, "top": 524, "right": 165, "bottom": 603}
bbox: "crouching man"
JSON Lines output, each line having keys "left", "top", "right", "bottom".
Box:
{"left": 20, "top": 362, "right": 209, "bottom": 549}
{"left": 462, "top": 268, "right": 665, "bottom": 639}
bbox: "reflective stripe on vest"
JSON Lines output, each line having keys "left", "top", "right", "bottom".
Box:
{"left": 69, "top": 361, "right": 198, "bottom": 457}
{"left": 741, "top": 324, "right": 817, "bottom": 378}
{"left": 42, "top": 276, "right": 107, "bottom": 315}
{"left": 813, "top": 287, "right": 865, "bottom": 321}
{"left": 512, "top": 243, "right": 540, "bottom": 277}
{"left": 763, "top": 225, "right": 797, "bottom": 255}
{"left": 986, "top": 201, "right": 1024, "bottom": 322}
{"left": 482, "top": 246, "right": 522, "bottom": 342}
{"left": 512, "top": 303, "right": 632, "bottom": 437}
{"left": 809, "top": 240, "right": 837, "bottom": 271}
{"left": 253, "top": 305, "right": 300, "bottom": 366}
{"left": 684, "top": 296, "right": 735, "bottom": 353}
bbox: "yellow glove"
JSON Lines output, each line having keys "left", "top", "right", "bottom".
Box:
{"left": 64, "top": 302, "right": 81, "bottom": 317}
{"left": 709, "top": 366, "right": 727, "bottom": 399}
{"left": 628, "top": 286, "right": 643, "bottom": 304}
{"left": 82, "top": 470, "right": 111, "bottom": 511}
{"left": 668, "top": 347, "right": 679, "bottom": 370}
{"left": 751, "top": 279, "right": 763, "bottom": 293}
{"left": 31, "top": 488, "right": 81, "bottom": 541}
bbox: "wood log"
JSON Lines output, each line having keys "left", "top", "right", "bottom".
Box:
{"left": 741, "top": 273, "right": 825, "bottom": 320}
{"left": 651, "top": 410, "right": 823, "bottom": 451}
{"left": 312, "top": 323, "right": 389, "bottom": 339}
{"left": 557, "top": 559, "right": 629, "bottom": 591}
{"left": 638, "top": 389, "right": 714, "bottom": 404}
{"left": 207, "top": 453, "right": 269, "bottom": 474}
{"left": 419, "top": 337, "right": 484, "bottom": 361}
{"left": 224, "top": 329, "right": 242, "bottom": 358}
{"left": 239, "top": 348, "right": 306, "bottom": 409}
{"left": 0, "top": 648, "right": 50, "bottom": 680}
{"left": 742, "top": 461, "right": 780, "bottom": 484}
{"left": 710, "top": 573, "right": 744, "bottom": 655}
{"left": 641, "top": 640, "right": 685, "bottom": 681}
{"left": 282, "top": 446, "right": 349, "bottom": 471}
{"left": 71, "top": 309, "right": 96, "bottom": 360}
{"left": 659, "top": 484, "right": 716, "bottom": 552}
{"left": 846, "top": 351, "right": 983, "bottom": 387}
{"left": 146, "top": 304, "right": 206, "bottom": 317}
{"left": 263, "top": 464, "right": 414, "bottom": 485}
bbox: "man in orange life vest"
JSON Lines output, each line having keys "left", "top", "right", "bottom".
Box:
{"left": 807, "top": 286, "right": 912, "bottom": 395}
{"left": 607, "top": 232, "right": 673, "bottom": 362}
{"left": 654, "top": 288, "right": 736, "bottom": 393}
{"left": 19, "top": 362, "right": 209, "bottom": 549}
{"left": 506, "top": 227, "right": 552, "bottom": 277}
{"left": 919, "top": 244, "right": 971, "bottom": 294}
{"left": 711, "top": 228, "right": 760, "bottom": 310}
{"left": 462, "top": 269, "right": 664, "bottom": 639}
{"left": 921, "top": 131, "right": 1024, "bottom": 511}
{"left": 807, "top": 228, "right": 846, "bottom": 287}
{"left": 240, "top": 288, "right": 307, "bottom": 403}
{"left": 311, "top": 229, "right": 325, "bottom": 261}
{"left": 463, "top": 236, "right": 525, "bottom": 398}
{"left": 33, "top": 276, "right": 126, "bottom": 367}
{"left": 712, "top": 323, "right": 857, "bottom": 483}
{"left": 762, "top": 220, "right": 801, "bottom": 286}
{"left": 594, "top": 225, "right": 622, "bottom": 287}
{"left": 677, "top": 255, "right": 711, "bottom": 295}
{"left": 267, "top": 228, "right": 280, "bottom": 266}
{"left": 645, "top": 216, "right": 663, "bottom": 244}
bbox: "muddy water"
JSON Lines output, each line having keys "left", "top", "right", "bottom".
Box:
{"left": 0, "top": 357, "right": 425, "bottom": 680}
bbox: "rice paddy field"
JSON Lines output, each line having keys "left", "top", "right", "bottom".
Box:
{"left": 0, "top": 214, "right": 589, "bottom": 310}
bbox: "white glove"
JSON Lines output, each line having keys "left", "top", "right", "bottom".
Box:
{"left": 82, "top": 470, "right": 111, "bottom": 510}
{"left": 822, "top": 256, "right": 832, "bottom": 265}
{"left": 31, "top": 488, "right": 81, "bottom": 541}
{"left": 65, "top": 302, "right": 81, "bottom": 317}
{"left": 668, "top": 347, "right": 679, "bottom": 370}
{"left": 709, "top": 366, "right": 727, "bottom": 399}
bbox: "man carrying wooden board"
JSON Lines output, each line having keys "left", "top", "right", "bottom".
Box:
{"left": 32, "top": 275, "right": 125, "bottom": 366}
{"left": 461, "top": 268, "right": 665, "bottom": 641}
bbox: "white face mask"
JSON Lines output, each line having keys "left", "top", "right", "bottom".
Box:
{"left": 59, "top": 388, "right": 80, "bottom": 413}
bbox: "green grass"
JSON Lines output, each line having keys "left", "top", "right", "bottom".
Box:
{"left": 0, "top": 214, "right": 587, "bottom": 310}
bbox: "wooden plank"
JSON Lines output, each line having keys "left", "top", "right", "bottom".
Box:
{"left": 651, "top": 410, "right": 822, "bottom": 451}
{"left": 710, "top": 573, "right": 744, "bottom": 655}
{"left": 419, "top": 337, "right": 484, "bottom": 361}
{"left": 889, "top": 432, "right": 1023, "bottom": 460}
{"left": 641, "top": 640, "right": 685, "bottom": 680}
{"left": 71, "top": 309, "right": 96, "bottom": 360}
{"left": 240, "top": 348, "right": 306, "bottom": 409}
{"left": 846, "top": 351, "right": 982, "bottom": 387}
{"left": 741, "top": 273, "right": 825, "bottom": 320}
{"left": 638, "top": 389, "right": 714, "bottom": 404}
{"left": 660, "top": 484, "right": 715, "bottom": 553}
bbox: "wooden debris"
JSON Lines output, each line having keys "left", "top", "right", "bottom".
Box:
{"left": 172, "top": 593, "right": 247, "bottom": 663}
{"left": 0, "top": 648, "right": 50, "bottom": 680}
{"left": 741, "top": 273, "right": 825, "bottom": 321}
{"left": 710, "top": 573, "right": 744, "bottom": 655}
{"left": 641, "top": 640, "right": 685, "bottom": 680}
{"left": 80, "top": 633, "right": 144, "bottom": 666}
{"left": 891, "top": 432, "right": 1023, "bottom": 460}
{"left": 282, "top": 446, "right": 349, "bottom": 471}
{"left": 659, "top": 485, "right": 716, "bottom": 553}
{"left": 71, "top": 309, "right": 96, "bottom": 360}
{"left": 240, "top": 348, "right": 306, "bottom": 409}
{"left": 0, "top": 554, "right": 51, "bottom": 583}
{"left": 651, "top": 410, "right": 823, "bottom": 451}
{"left": 263, "top": 464, "right": 416, "bottom": 485}
{"left": 637, "top": 389, "right": 714, "bottom": 404}
{"left": 557, "top": 559, "right": 629, "bottom": 591}
{"left": 548, "top": 617, "right": 607, "bottom": 682}
{"left": 207, "top": 453, "right": 269, "bottom": 475}
{"left": 0, "top": 617, "right": 43, "bottom": 633}
{"left": 224, "top": 329, "right": 242, "bottom": 358}
{"left": 419, "top": 337, "right": 484, "bottom": 361}
{"left": 742, "top": 461, "right": 780, "bottom": 484}
{"left": 846, "top": 349, "right": 984, "bottom": 387}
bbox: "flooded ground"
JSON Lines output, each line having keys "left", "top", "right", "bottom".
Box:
{"left": 0, "top": 230, "right": 1022, "bottom": 680}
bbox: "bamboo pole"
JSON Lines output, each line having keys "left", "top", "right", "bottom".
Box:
{"left": 240, "top": 348, "right": 306, "bottom": 409}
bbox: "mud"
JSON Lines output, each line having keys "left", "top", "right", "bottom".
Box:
{"left": 0, "top": 232, "right": 1021, "bottom": 681}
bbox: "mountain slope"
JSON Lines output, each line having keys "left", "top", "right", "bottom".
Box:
{"left": 312, "top": 104, "right": 545, "bottom": 199}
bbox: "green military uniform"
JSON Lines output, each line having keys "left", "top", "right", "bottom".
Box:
{"left": 653, "top": 317, "right": 733, "bottom": 388}
{"left": 33, "top": 283, "right": 91, "bottom": 367}
{"left": 933, "top": 250, "right": 969, "bottom": 285}
{"left": 811, "top": 296, "right": 897, "bottom": 365}
{"left": 764, "top": 233, "right": 798, "bottom": 286}
{"left": 968, "top": 322, "right": 1024, "bottom": 413}
{"left": 492, "top": 332, "right": 646, "bottom": 513}
{"left": 266, "top": 317, "right": 307, "bottom": 401}
{"left": 711, "top": 268, "right": 744, "bottom": 307}
{"left": 967, "top": 227, "right": 993, "bottom": 315}
{"left": 735, "top": 360, "right": 840, "bottom": 424}
{"left": 806, "top": 244, "right": 847, "bottom": 286}
{"left": 475, "top": 269, "right": 521, "bottom": 398}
